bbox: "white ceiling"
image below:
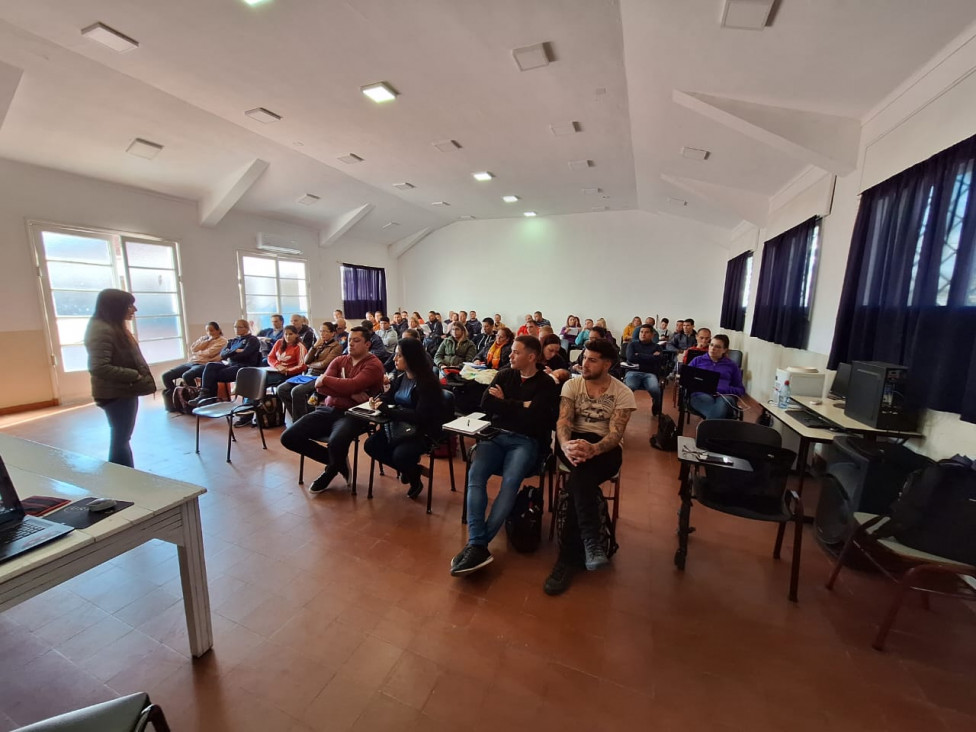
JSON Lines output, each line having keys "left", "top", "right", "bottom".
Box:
{"left": 0, "top": 0, "right": 974, "bottom": 244}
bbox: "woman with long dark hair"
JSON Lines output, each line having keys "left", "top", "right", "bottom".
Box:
{"left": 85, "top": 289, "right": 156, "bottom": 466}
{"left": 364, "top": 338, "right": 448, "bottom": 499}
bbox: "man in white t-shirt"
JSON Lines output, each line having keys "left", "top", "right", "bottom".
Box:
{"left": 546, "top": 338, "right": 636, "bottom": 596}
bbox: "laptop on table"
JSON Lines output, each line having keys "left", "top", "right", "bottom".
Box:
{"left": 681, "top": 365, "right": 721, "bottom": 395}
{"left": 828, "top": 362, "right": 851, "bottom": 400}
{"left": 0, "top": 456, "right": 74, "bottom": 563}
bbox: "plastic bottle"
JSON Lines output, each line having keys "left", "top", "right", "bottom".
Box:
{"left": 778, "top": 379, "right": 791, "bottom": 408}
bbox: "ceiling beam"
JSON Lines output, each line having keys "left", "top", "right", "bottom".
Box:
{"left": 0, "top": 60, "right": 24, "bottom": 129}
{"left": 662, "top": 174, "right": 769, "bottom": 227}
{"left": 388, "top": 227, "right": 436, "bottom": 258}
{"left": 673, "top": 90, "right": 860, "bottom": 175}
{"left": 319, "top": 203, "right": 374, "bottom": 247}
{"left": 198, "top": 158, "right": 269, "bottom": 227}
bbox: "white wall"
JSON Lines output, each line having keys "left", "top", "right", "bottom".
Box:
{"left": 0, "top": 158, "right": 398, "bottom": 407}
{"left": 397, "top": 209, "right": 730, "bottom": 335}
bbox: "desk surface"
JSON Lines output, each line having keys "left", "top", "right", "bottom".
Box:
{"left": 790, "top": 396, "right": 923, "bottom": 438}
{"left": 763, "top": 402, "right": 840, "bottom": 443}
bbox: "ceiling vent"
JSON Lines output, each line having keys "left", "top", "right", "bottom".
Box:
{"left": 581, "top": 187, "right": 602, "bottom": 195}
{"left": 81, "top": 22, "right": 139, "bottom": 52}
{"left": 392, "top": 182, "right": 415, "bottom": 191}
{"left": 337, "top": 153, "right": 364, "bottom": 164}
{"left": 568, "top": 159, "right": 593, "bottom": 171}
{"left": 720, "top": 0, "right": 775, "bottom": 30}
{"left": 512, "top": 42, "right": 552, "bottom": 71}
{"left": 382, "top": 222, "right": 400, "bottom": 229}
{"left": 432, "top": 139, "right": 462, "bottom": 153}
{"left": 667, "top": 197, "right": 688, "bottom": 207}
{"left": 549, "top": 121, "right": 580, "bottom": 137}
{"left": 297, "top": 194, "right": 320, "bottom": 206}
{"left": 126, "top": 138, "right": 163, "bottom": 159}
{"left": 431, "top": 201, "right": 450, "bottom": 207}
{"left": 681, "top": 146, "right": 710, "bottom": 160}
{"left": 244, "top": 107, "right": 281, "bottom": 124}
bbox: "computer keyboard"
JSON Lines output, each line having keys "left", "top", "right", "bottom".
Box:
{"left": 785, "top": 409, "right": 833, "bottom": 429}
{"left": 0, "top": 520, "right": 44, "bottom": 546}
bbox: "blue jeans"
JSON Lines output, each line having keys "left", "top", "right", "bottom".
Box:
{"left": 465, "top": 432, "right": 540, "bottom": 547}
{"left": 624, "top": 371, "right": 662, "bottom": 413}
{"left": 689, "top": 393, "right": 734, "bottom": 420}
{"left": 97, "top": 396, "right": 139, "bottom": 467}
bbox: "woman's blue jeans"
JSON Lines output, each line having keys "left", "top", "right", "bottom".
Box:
{"left": 98, "top": 396, "right": 139, "bottom": 467}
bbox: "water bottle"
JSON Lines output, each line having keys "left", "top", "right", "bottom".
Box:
{"left": 778, "top": 379, "right": 791, "bottom": 409}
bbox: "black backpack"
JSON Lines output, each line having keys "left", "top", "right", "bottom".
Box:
{"left": 172, "top": 385, "right": 201, "bottom": 415}
{"left": 254, "top": 394, "right": 286, "bottom": 429}
{"left": 554, "top": 489, "right": 618, "bottom": 559}
{"left": 875, "top": 456, "right": 976, "bottom": 565}
{"left": 650, "top": 414, "right": 678, "bottom": 452}
{"left": 505, "top": 484, "right": 544, "bottom": 553}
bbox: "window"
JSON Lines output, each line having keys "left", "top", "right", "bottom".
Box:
{"left": 239, "top": 253, "right": 309, "bottom": 330}
{"left": 32, "top": 223, "right": 185, "bottom": 373}
{"left": 340, "top": 263, "right": 387, "bottom": 319}
{"left": 749, "top": 217, "right": 820, "bottom": 349}
{"left": 719, "top": 251, "right": 753, "bottom": 331}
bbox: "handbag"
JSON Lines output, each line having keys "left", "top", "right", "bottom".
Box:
{"left": 384, "top": 421, "right": 418, "bottom": 446}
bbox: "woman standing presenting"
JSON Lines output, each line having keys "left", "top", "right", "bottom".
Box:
{"left": 85, "top": 289, "right": 156, "bottom": 467}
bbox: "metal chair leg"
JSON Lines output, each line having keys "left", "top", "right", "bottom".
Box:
{"left": 195, "top": 416, "right": 201, "bottom": 454}
{"left": 368, "top": 456, "right": 376, "bottom": 499}
{"left": 426, "top": 451, "right": 434, "bottom": 514}
{"left": 351, "top": 435, "right": 359, "bottom": 495}
{"left": 225, "top": 417, "right": 234, "bottom": 463}
{"left": 773, "top": 522, "right": 786, "bottom": 559}
{"left": 298, "top": 454, "right": 305, "bottom": 484}
{"left": 789, "top": 511, "right": 803, "bottom": 602}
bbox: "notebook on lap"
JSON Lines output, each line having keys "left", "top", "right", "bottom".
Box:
{"left": 0, "top": 456, "right": 74, "bottom": 563}
{"left": 681, "top": 365, "right": 720, "bottom": 395}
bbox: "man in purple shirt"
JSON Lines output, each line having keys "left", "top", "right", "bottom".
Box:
{"left": 687, "top": 334, "right": 744, "bottom": 419}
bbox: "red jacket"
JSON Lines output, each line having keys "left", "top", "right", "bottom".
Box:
{"left": 314, "top": 353, "right": 385, "bottom": 410}
{"left": 268, "top": 340, "right": 308, "bottom": 376}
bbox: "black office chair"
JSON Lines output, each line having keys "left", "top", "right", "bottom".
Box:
{"left": 676, "top": 419, "right": 804, "bottom": 602}
{"left": 14, "top": 692, "right": 169, "bottom": 731}
{"left": 192, "top": 367, "right": 268, "bottom": 462}
{"left": 727, "top": 349, "right": 743, "bottom": 368}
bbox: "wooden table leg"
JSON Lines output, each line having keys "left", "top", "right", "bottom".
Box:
{"left": 177, "top": 499, "right": 213, "bottom": 658}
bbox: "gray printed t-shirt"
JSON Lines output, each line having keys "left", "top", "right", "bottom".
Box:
{"left": 560, "top": 376, "right": 637, "bottom": 440}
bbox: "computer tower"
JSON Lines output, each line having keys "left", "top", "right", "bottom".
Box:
{"left": 815, "top": 435, "right": 932, "bottom": 551}
{"left": 844, "top": 361, "right": 918, "bottom": 431}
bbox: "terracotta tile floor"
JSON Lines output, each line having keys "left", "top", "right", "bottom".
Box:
{"left": 1, "top": 391, "right": 974, "bottom": 731}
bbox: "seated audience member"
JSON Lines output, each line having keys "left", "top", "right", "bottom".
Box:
{"left": 377, "top": 316, "right": 399, "bottom": 353}
{"left": 334, "top": 317, "right": 349, "bottom": 349}
{"left": 435, "top": 322, "right": 478, "bottom": 372}
{"left": 465, "top": 310, "right": 483, "bottom": 339}
{"left": 333, "top": 309, "right": 344, "bottom": 321}
{"left": 412, "top": 311, "right": 425, "bottom": 324}
{"left": 622, "top": 317, "right": 642, "bottom": 343}
{"left": 427, "top": 311, "right": 444, "bottom": 340}
{"left": 525, "top": 321, "right": 541, "bottom": 341}
{"left": 401, "top": 328, "right": 421, "bottom": 340}
{"left": 595, "top": 317, "right": 615, "bottom": 344}
{"left": 624, "top": 324, "right": 665, "bottom": 416}
{"left": 278, "top": 321, "right": 343, "bottom": 422}
{"left": 365, "top": 312, "right": 377, "bottom": 327}
{"left": 364, "top": 339, "right": 450, "bottom": 499}
{"left": 190, "top": 320, "right": 261, "bottom": 405}
{"left": 682, "top": 327, "right": 711, "bottom": 364}
{"left": 572, "top": 326, "right": 609, "bottom": 373}
{"left": 668, "top": 318, "right": 697, "bottom": 352}
{"left": 574, "top": 318, "right": 595, "bottom": 347}
{"left": 541, "top": 333, "right": 571, "bottom": 384}
{"left": 162, "top": 321, "right": 227, "bottom": 400}
{"left": 474, "top": 318, "right": 496, "bottom": 351}
{"left": 539, "top": 325, "right": 555, "bottom": 339}
{"left": 658, "top": 317, "right": 671, "bottom": 340}
{"left": 546, "top": 338, "right": 636, "bottom": 595}
{"left": 560, "top": 315, "right": 582, "bottom": 349}
{"left": 534, "top": 310, "right": 552, "bottom": 327}
{"left": 409, "top": 314, "right": 430, "bottom": 337}
{"left": 265, "top": 325, "right": 308, "bottom": 388}
{"left": 516, "top": 314, "right": 534, "bottom": 337}
{"left": 280, "top": 327, "right": 385, "bottom": 493}
{"left": 374, "top": 310, "right": 384, "bottom": 324}
{"left": 359, "top": 321, "right": 393, "bottom": 365}
{"left": 633, "top": 316, "right": 659, "bottom": 342}
{"left": 291, "top": 313, "right": 316, "bottom": 350}
{"left": 475, "top": 326, "right": 513, "bottom": 369}
{"left": 494, "top": 313, "right": 505, "bottom": 329}
{"left": 686, "top": 334, "right": 745, "bottom": 420}
{"left": 458, "top": 311, "right": 468, "bottom": 330}
{"left": 257, "top": 314, "right": 285, "bottom": 362}
{"left": 451, "top": 336, "right": 560, "bottom": 576}
{"left": 391, "top": 311, "right": 407, "bottom": 337}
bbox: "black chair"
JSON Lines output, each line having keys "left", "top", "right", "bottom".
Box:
{"left": 14, "top": 692, "right": 169, "bottom": 731}
{"left": 727, "top": 349, "right": 744, "bottom": 368}
{"left": 297, "top": 433, "right": 364, "bottom": 493}
{"left": 548, "top": 456, "right": 619, "bottom": 541}
{"left": 192, "top": 367, "right": 268, "bottom": 462}
{"left": 676, "top": 419, "right": 804, "bottom": 602}
{"left": 460, "top": 442, "right": 555, "bottom": 525}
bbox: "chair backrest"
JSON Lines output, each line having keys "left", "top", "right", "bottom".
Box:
{"left": 727, "top": 349, "right": 743, "bottom": 367}
{"left": 696, "top": 420, "right": 795, "bottom": 504}
{"left": 233, "top": 367, "right": 268, "bottom": 401}
{"left": 696, "top": 419, "right": 780, "bottom": 451}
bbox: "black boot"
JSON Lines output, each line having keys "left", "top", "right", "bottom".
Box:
{"left": 162, "top": 388, "right": 176, "bottom": 413}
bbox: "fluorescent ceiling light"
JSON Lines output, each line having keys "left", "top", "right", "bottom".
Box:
{"left": 568, "top": 159, "right": 593, "bottom": 171}
{"left": 523, "top": 211, "right": 537, "bottom": 217}
{"left": 392, "top": 182, "right": 415, "bottom": 191}
{"left": 382, "top": 222, "right": 400, "bottom": 229}
{"left": 667, "top": 197, "right": 688, "bottom": 207}
{"left": 512, "top": 43, "right": 551, "bottom": 72}
{"left": 81, "top": 22, "right": 139, "bottom": 53}
{"left": 242, "top": 0, "right": 272, "bottom": 5}
{"left": 549, "top": 121, "right": 580, "bottom": 137}
{"left": 591, "top": 206, "right": 608, "bottom": 212}
{"left": 431, "top": 201, "right": 450, "bottom": 207}
{"left": 244, "top": 107, "right": 281, "bottom": 123}
{"left": 720, "top": 0, "right": 774, "bottom": 30}
{"left": 681, "top": 146, "right": 710, "bottom": 160}
{"left": 337, "top": 153, "right": 364, "bottom": 164}
{"left": 361, "top": 82, "right": 398, "bottom": 103}
{"left": 257, "top": 242, "right": 301, "bottom": 255}
{"left": 502, "top": 195, "right": 520, "bottom": 203}
{"left": 472, "top": 171, "right": 494, "bottom": 182}
{"left": 432, "top": 139, "right": 462, "bottom": 153}
{"left": 581, "top": 187, "right": 602, "bottom": 195}
{"left": 297, "top": 194, "right": 320, "bottom": 206}
{"left": 458, "top": 215, "right": 476, "bottom": 220}
{"left": 126, "top": 138, "right": 163, "bottom": 160}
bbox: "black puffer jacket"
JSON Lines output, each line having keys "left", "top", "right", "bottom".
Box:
{"left": 85, "top": 319, "right": 156, "bottom": 400}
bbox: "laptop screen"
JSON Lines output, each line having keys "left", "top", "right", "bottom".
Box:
{"left": 0, "top": 457, "right": 25, "bottom": 527}
{"left": 829, "top": 362, "right": 851, "bottom": 399}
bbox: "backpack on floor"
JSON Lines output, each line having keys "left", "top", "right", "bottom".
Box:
{"left": 505, "top": 484, "right": 544, "bottom": 553}
{"left": 650, "top": 414, "right": 678, "bottom": 452}
{"left": 254, "top": 394, "right": 286, "bottom": 429}
{"left": 554, "top": 489, "right": 618, "bottom": 559}
{"left": 172, "top": 385, "right": 201, "bottom": 415}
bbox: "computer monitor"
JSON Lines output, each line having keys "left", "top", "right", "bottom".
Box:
{"left": 828, "top": 362, "right": 851, "bottom": 400}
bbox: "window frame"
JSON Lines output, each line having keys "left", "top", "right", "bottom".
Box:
{"left": 237, "top": 250, "right": 311, "bottom": 331}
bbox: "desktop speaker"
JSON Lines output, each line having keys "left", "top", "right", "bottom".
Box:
{"left": 844, "top": 361, "right": 918, "bottom": 431}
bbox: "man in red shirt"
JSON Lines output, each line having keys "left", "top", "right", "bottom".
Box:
{"left": 280, "top": 327, "right": 385, "bottom": 494}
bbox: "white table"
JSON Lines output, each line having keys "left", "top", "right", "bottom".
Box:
{"left": 0, "top": 434, "right": 212, "bottom": 657}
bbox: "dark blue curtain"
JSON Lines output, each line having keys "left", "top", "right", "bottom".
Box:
{"left": 720, "top": 251, "right": 751, "bottom": 331}
{"left": 829, "top": 133, "right": 976, "bottom": 423}
{"left": 750, "top": 216, "right": 819, "bottom": 349}
{"left": 341, "top": 264, "right": 387, "bottom": 319}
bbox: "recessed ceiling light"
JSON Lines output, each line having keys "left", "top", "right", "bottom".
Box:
{"left": 126, "top": 138, "right": 163, "bottom": 160}
{"left": 382, "top": 222, "right": 400, "bottom": 229}
{"left": 458, "top": 215, "right": 476, "bottom": 220}
{"left": 523, "top": 211, "right": 537, "bottom": 217}
{"left": 431, "top": 201, "right": 450, "bottom": 207}
{"left": 297, "top": 194, "right": 320, "bottom": 206}
{"left": 242, "top": 0, "right": 272, "bottom": 5}
{"left": 502, "top": 195, "right": 520, "bottom": 203}
{"left": 667, "top": 197, "right": 688, "bottom": 207}
{"left": 433, "top": 139, "right": 462, "bottom": 153}
{"left": 244, "top": 107, "right": 282, "bottom": 124}
{"left": 568, "top": 159, "right": 593, "bottom": 171}
{"left": 591, "top": 206, "right": 608, "bottom": 212}
{"left": 720, "top": 0, "right": 775, "bottom": 30}
{"left": 392, "top": 182, "right": 415, "bottom": 191}
{"left": 337, "top": 153, "right": 364, "bottom": 164}
{"left": 549, "top": 121, "right": 580, "bottom": 137}
{"left": 512, "top": 42, "right": 551, "bottom": 72}
{"left": 472, "top": 171, "right": 494, "bottom": 182}
{"left": 681, "top": 146, "right": 711, "bottom": 160}
{"left": 361, "top": 82, "right": 398, "bottom": 103}
{"left": 581, "top": 187, "right": 602, "bottom": 195}
{"left": 81, "top": 22, "right": 139, "bottom": 53}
